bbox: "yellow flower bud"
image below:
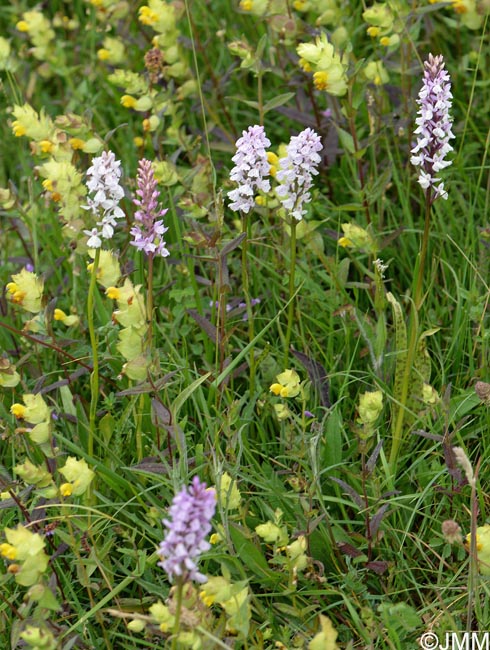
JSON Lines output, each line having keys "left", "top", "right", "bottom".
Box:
{"left": 16, "top": 21, "right": 29, "bottom": 32}
{"left": 97, "top": 48, "right": 110, "bottom": 61}
{"left": 54, "top": 308, "right": 66, "bottom": 321}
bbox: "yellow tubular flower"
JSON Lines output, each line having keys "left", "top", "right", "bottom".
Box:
{"left": 106, "top": 287, "right": 121, "bottom": 300}
{"left": 121, "top": 95, "right": 137, "bottom": 108}
{"left": 0, "top": 543, "right": 18, "bottom": 560}
{"left": 313, "top": 70, "right": 329, "bottom": 91}
{"left": 59, "top": 483, "right": 73, "bottom": 497}
{"left": 12, "top": 122, "right": 27, "bottom": 137}
{"left": 39, "top": 140, "right": 54, "bottom": 153}
{"left": 139, "top": 6, "right": 158, "bottom": 25}
{"left": 11, "top": 404, "right": 26, "bottom": 419}
{"left": 69, "top": 138, "right": 85, "bottom": 150}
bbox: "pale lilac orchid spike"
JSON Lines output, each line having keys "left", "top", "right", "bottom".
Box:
{"left": 130, "top": 159, "right": 169, "bottom": 257}
{"left": 410, "top": 54, "right": 454, "bottom": 203}
{"left": 157, "top": 476, "right": 216, "bottom": 584}
{"left": 276, "top": 127, "right": 323, "bottom": 221}
{"left": 83, "top": 150, "right": 125, "bottom": 249}
{"left": 228, "top": 125, "right": 271, "bottom": 213}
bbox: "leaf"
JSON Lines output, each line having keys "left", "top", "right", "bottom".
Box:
{"left": 263, "top": 92, "right": 295, "bottom": 114}
{"left": 386, "top": 292, "right": 408, "bottom": 425}
{"left": 291, "top": 348, "right": 331, "bottom": 407}
{"left": 365, "top": 439, "right": 384, "bottom": 475}
{"left": 187, "top": 309, "right": 219, "bottom": 342}
{"left": 330, "top": 477, "right": 364, "bottom": 509}
{"left": 336, "top": 127, "right": 355, "bottom": 154}
{"left": 225, "top": 96, "right": 259, "bottom": 110}
{"left": 370, "top": 503, "right": 391, "bottom": 538}
{"left": 229, "top": 524, "right": 276, "bottom": 583}
{"left": 151, "top": 397, "right": 171, "bottom": 427}
{"left": 220, "top": 232, "right": 246, "bottom": 256}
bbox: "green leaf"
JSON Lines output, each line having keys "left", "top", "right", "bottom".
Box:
{"left": 263, "top": 92, "right": 295, "bottom": 113}
{"left": 229, "top": 524, "right": 276, "bottom": 582}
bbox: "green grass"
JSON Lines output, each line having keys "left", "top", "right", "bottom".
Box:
{"left": 1, "top": 0, "right": 490, "bottom": 648}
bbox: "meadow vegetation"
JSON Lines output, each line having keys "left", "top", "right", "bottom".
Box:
{"left": 1, "top": 0, "right": 490, "bottom": 648}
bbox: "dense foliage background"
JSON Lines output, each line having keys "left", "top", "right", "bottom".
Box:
{"left": 1, "top": 0, "right": 490, "bottom": 648}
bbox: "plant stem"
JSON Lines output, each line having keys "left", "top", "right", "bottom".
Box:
{"left": 390, "top": 191, "right": 432, "bottom": 470}
{"left": 87, "top": 247, "right": 101, "bottom": 463}
{"left": 414, "top": 192, "right": 432, "bottom": 310}
{"left": 284, "top": 220, "right": 297, "bottom": 366}
{"left": 241, "top": 212, "right": 256, "bottom": 395}
{"left": 171, "top": 581, "right": 184, "bottom": 650}
{"left": 146, "top": 252, "right": 154, "bottom": 348}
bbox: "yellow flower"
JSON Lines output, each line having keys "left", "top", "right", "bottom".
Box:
{"left": 134, "top": 136, "right": 144, "bottom": 147}
{"left": 274, "top": 403, "right": 291, "bottom": 420}
{"left": 3, "top": 524, "right": 49, "bottom": 586}
{"left": 12, "top": 121, "right": 27, "bottom": 137}
{"left": 69, "top": 137, "right": 85, "bottom": 150}
{"left": 270, "top": 369, "right": 301, "bottom": 398}
{"left": 240, "top": 0, "right": 253, "bottom": 9}
{"left": 267, "top": 151, "right": 279, "bottom": 176}
{"left": 286, "top": 535, "right": 308, "bottom": 571}
{"left": 367, "top": 26, "right": 381, "bottom": 37}
{"left": 358, "top": 390, "right": 383, "bottom": 426}
{"left": 39, "top": 140, "right": 54, "bottom": 153}
{"left": 339, "top": 223, "right": 377, "bottom": 254}
{"left": 380, "top": 34, "right": 399, "bottom": 47}
{"left": 106, "top": 286, "right": 121, "bottom": 300}
{"left": 256, "top": 520, "right": 288, "bottom": 545}
{"left": 468, "top": 525, "right": 490, "bottom": 575}
{"left": 218, "top": 472, "right": 241, "bottom": 510}
{"left": 6, "top": 269, "right": 44, "bottom": 313}
{"left": 121, "top": 95, "right": 137, "bottom": 109}
{"left": 14, "top": 460, "right": 53, "bottom": 487}
{"left": 139, "top": 6, "right": 159, "bottom": 25}
{"left": 16, "top": 21, "right": 29, "bottom": 32}
{"left": 11, "top": 393, "right": 50, "bottom": 424}
{"left": 11, "top": 404, "right": 26, "bottom": 419}
{"left": 59, "top": 483, "right": 73, "bottom": 497}
{"left": 59, "top": 457, "right": 95, "bottom": 496}
{"left": 313, "top": 70, "right": 329, "bottom": 90}
{"left": 0, "top": 357, "right": 20, "bottom": 388}
{"left": 0, "top": 543, "right": 18, "bottom": 560}
{"left": 53, "top": 308, "right": 79, "bottom": 327}
{"left": 88, "top": 249, "right": 121, "bottom": 288}
{"left": 364, "top": 61, "right": 389, "bottom": 85}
